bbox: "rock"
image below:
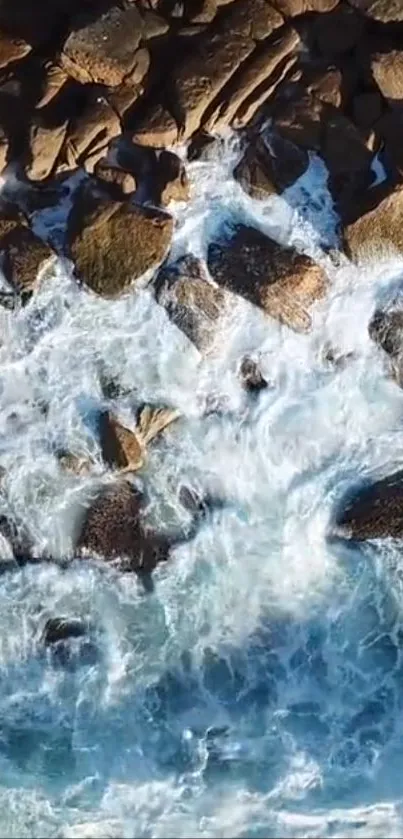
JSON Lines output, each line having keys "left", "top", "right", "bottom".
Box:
{"left": 207, "top": 224, "right": 327, "bottom": 332}
{"left": 42, "top": 617, "right": 86, "bottom": 646}
{"left": 234, "top": 133, "right": 308, "bottom": 200}
{"left": 61, "top": 5, "right": 145, "bottom": 86}
{"left": 57, "top": 451, "right": 93, "bottom": 476}
{"left": 26, "top": 119, "right": 68, "bottom": 181}
{"left": 136, "top": 403, "right": 181, "bottom": 445}
{"left": 306, "top": 67, "right": 343, "bottom": 108}
{"left": 238, "top": 356, "right": 268, "bottom": 393}
{"left": 371, "top": 51, "right": 403, "bottom": 108}
{"left": 204, "top": 25, "right": 300, "bottom": 132}
{"left": 131, "top": 103, "right": 179, "bottom": 147}
{"left": 272, "top": 0, "right": 339, "bottom": 13}
{"left": 334, "top": 470, "right": 403, "bottom": 540}
{"left": 61, "top": 97, "right": 121, "bottom": 175}
{"left": 156, "top": 150, "right": 190, "bottom": 205}
{"left": 93, "top": 159, "right": 136, "bottom": 198}
{"left": 141, "top": 9, "right": 170, "bottom": 38}
{"left": 187, "top": 131, "right": 219, "bottom": 161}
{"left": 100, "top": 412, "right": 145, "bottom": 471}
{"left": 344, "top": 184, "right": 403, "bottom": 262}
{"left": 0, "top": 218, "right": 55, "bottom": 294}
{"left": 36, "top": 63, "right": 69, "bottom": 109}
{"left": 154, "top": 254, "right": 227, "bottom": 351}
{"left": 172, "top": 0, "right": 283, "bottom": 139}
{"left": 353, "top": 91, "right": 383, "bottom": 129}
{"left": 313, "top": 5, "right": 364, "bottom": 56}
{"left": 275, "top": 93, "right": 324, "bottom": 150}
{"left": 347, "top": 0, "right": 403, "bottom": 24}
{"left": 186, "top": 0, "right": 218, "bottom": 23}
{"left": 0, "top": 32, "right": 31, "bottom": 67}
{"left": 68, "top": 193, "right": 173, "bottom": 297}
{"left": 369, "top": 307, "right": 403, "bottom": 383}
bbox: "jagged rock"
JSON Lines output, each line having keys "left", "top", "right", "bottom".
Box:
{"left": 272, "top": 0, "right": 339, "bottom": 13}
{"left": 334, "top": 470, "right": 403, "bottom": 540}
{"left": 68, "top": 192, "right": 173, "bottom": 297}
{"left": 0, "top": 32, "right": 31, "bottom": 67}
{"left": 99, "top": 412, "right": 145, "bottom": 471}
{"left": 156, "top": 150, "right": 190, "bottom": 205}
{"left": 0, "top": 217, "right": 55, "bottom": 294}
{"left": 187, "top": 131, "right": 219, "bottom": 161}
{"left": 371, "top": 51, "right": 403, "bottom": 107}
{"left": 154, "top": 254, "right": 227, "bottom": 351}
{"left": 207, "top": 224, "right": 327, "bottom": 332}
{"left": 204, "top": 25, "right": 300, "bottom": 132}
{"left": 26, "top": 119, "right": 68, "bottom": 181}
{"left": 107, "top": 51, "right": 151, "bottom": 119}
{"left": 234, "top": 133, "right": 308, "bottom": 200}
{"left": 313, "top": 4, "right": 363, "bottom": 56}
{"left": 131, "top": 103, "right": 179, "bottom": 147}
{"left": 93, "top": 159, "right": 136, "bottom": 198}
{"left": 347, "top": 0, "right": 403, "bottom": 23}
{"left": 60, "top": 97, "right": 121, "bottom": 174}
{"left": 344, "top": 184, "right": 403, "bottom": 262}
{"left": 42, "top": 617, "right": 86, "bottom": 646}
{"left": 238, "top": 357, "right": 268, "bottom": 393}
{"left": 172, "top": 0, "right": 283, "bottom": 139}
{"left": 61, "top": 5, "right": 145, "bottom": 86}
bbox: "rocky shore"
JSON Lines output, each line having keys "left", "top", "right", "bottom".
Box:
{"left": 1, "top": 0, "right": 403, "bottom": 636}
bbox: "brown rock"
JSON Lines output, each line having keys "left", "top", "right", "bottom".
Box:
{"left": 154, "top": 254, "right": 227, "bottom": 351}
{"left": 0, "top": 218, "right": 55, "bottom": 293}
{"left": 207, "top": 225, "right": 327, "bottom": 332}
{"left": 369, "top": 307, "right": 403, "bottom": 360}
{"left": 156, "top": 150, "right": 190, "bottom": 205}
{"left": 172, "top": 0, "right": 283, "bottom": 139}
{"left": 68, "top": 195, "right": 173, "bottom": 297}
{"left": 307, "top": 67, "right": 343, "bottom": 108}
{"left": 204, "top": 25, "right": 300, "bottom": 133}
{"left": 141, "top": 9, "right": 170, "bottom": 38}
{"left": 60, "top": 97, "right": 121, "bottom": 174}
{"left": 187, "top": 0, "right": 218, "bottom": 22}
{"left": 233, "top": 53, "right": 298, "bottom": 128}
{"left": 131, "top": 103, "right": 179, "bottom": 147}
{"left": 0, "top": 32, "right": 31, "bottom": 67}
{"left": 61, "top": 5, "right": 144, "bottom": 86}
{"left": 371, "top": 51, "right": 403, "bottom": 107}
{"left": 272, "top": 0, "right": 339, "bottom": 14}
{"left": 94, "top": 159, "right": 136, "bottom": 198}
{"left": 136, "top": 403, "right": 180, "bottom": 445}
{"left": 99, "top": 412, "right": 145, "bottom": 471}
{"left": 234, "top": 133, "right": 308, "bottom": 200}
{"left": 36, "top": 63, "right": 68, "bottom": 109}
{"left": 334, "top": 470, "right": 403, "bottom": 540}
{"left": 344, "top": 184, "right": 403, "bottom": 262}
{"left": 26, "top": 119, "right": 68, "bottom": 181}
{"left": 347, "top": 0, "right": 403, "bottom": 23}
{"left": 76, "top": 480, "right": 148, "bottom": 568}
{"left": 274, "top": 93, "right": 324, "bottom": 150}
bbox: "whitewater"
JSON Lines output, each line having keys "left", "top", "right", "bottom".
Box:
{"left": 0, "top": 133, "right": 403, "bottom": 837}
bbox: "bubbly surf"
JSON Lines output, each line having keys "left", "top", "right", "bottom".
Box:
{"left": 0, "top": 134, "right": 403, "bottom": 837}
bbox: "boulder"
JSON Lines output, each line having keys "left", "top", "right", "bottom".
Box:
{"left": 60, "top": 97, "right": 121, "bottom": 174}
{"left": 344, "top": 184, "right": 403, "bottom": 262}
{"left": 0, "top": 217, "right": 55, "bottom": 294}
{"left": 141, "top": 9, "right": 170, "bottom": 38}
{"left": 36, "top": 63, "right": 69, "bottom": 109}
{"left": 234, "top": 133, "right": 308, "bottom": 200}
{"left": 93, "top": 159, "right": 136, "bottom": 199}
{"left": 68, "top": 193, "right": 173, "bottom": 297}
{"left": 99, "top": 412, "right": 145, "bottom": 471}
{"left": 306, "top": 67, "right": 343, "bottom": 108}
{"left": 334, "top": 470, "right": 403, "bottom": 540}
{"left": 347, "top": 0, "right": 403, "bottom": 23}
{"left": 61, "top": 5, "right": 145, "bottom": 86}
{"left": 272, "top": 0, "right": 339, "bottom": 14}
{"left": 186, "top": 0, "right": 218, "bottom": 23}
{"left": 172, "top": 0, "right": 284, "bottom": 139}
{"left": 131, "top": 102, "right": 179, "bottom": 147}
{"left": 274, "top": 92, "right": 324, "bottom": 150}
{"left": 155, "top": 150, "right": 190, "bottom": 205}
{"left": 238, "top": 356, "right": 268, "bottom": 393}
{"left": 207, "top": 224, "right": 327, "bottom": 332}
{"left": 369, "top": 307, "right": 403, "bottom": 360}
{"left": 371, "top": 51, "right": 403, "bottom": 108}
{"left": 0, "top": 32, "right": 31, "bottom": 67}
{"left": 42, "top": 617, "right": 86, "bottom": 646}
{"left": 26, "top": 119, "right": 68, "bottom": 181}
{"left": 154, "top": 254, "right": 227, "bottom": 351}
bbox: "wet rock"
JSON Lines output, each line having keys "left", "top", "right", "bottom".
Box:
{"left": 187, "top": 131, "right": 219, "bottom": 161}
{"left": 238, "top": 356, "right": 268, "bottom": 393}
{"left": 0, "top": 32, "right": 31, "bottom": 67}
{"left": 42, "top": 617, "right": 86, "bottom": 646}
{"left": 135, "top": 403, "right": 181, "bottom": 446}
{"left": 369, "top": 307, "right": 403, "bottom": 360}
{"left": 371, "top": 51, "right": 403, "bottom": 108}
{"left": 0, "top": 217, "right": 55, "bottom": 294}
{"left": 347, "top": 0, "right": 403, "bottom": 23}
{"left": 334, "top": 470, "right": 403, "bottom": 540}
{"left": 61, "top": 6, "right": 145, "bottom": 87}
{"left": 172, "top": 0, "right": 284, "bottom": 139}
{"left": 93, "top": 159, "right": 137, "bottom": 199}
{"left": 154, "top": 254, "right": 228, "bottom": 351}
{"left": 207, "top": 224, "right": 327, "bottom": 332}
{"left": 343, "top": 184, "right": 403, "bottom": 262}
{"left": 67, "top": 191, "right": 173, "bottom": 297}
{"left": 99, "top": 412, "right": 145, "bottom": 471}
{"left": 272, "top": 0, "right": 339, "bottom": 13}
{"left": 306, "top": 67, "right": 343, "bottom": 109}
{"left": 234, "top": 133, "right": 308, "bottom": 200}
{"left": 156, "top": 150, "right": 190, "bottom": 205}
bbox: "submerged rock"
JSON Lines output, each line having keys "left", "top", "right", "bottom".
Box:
{"left": 42, "top": 617, "right": 87, "bottom": 646}
{"left": 207, "top": 224, "right": 327, "bottom": 332}
{"left": 99, "top": 406, "right": 180, "bottom": 472}
{"left": 333, "top": 470, "right": 403, "bottom": 541}
{"left": 238, "top": 357, "right": 268, "bottom": 393}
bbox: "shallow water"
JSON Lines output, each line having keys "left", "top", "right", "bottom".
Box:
{"left": 0, "top": 135, "right": 403, "bottom": 837}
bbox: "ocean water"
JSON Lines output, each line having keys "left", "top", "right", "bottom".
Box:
{"left": 0, "top": 134, "right": 403, "bottom": 837}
